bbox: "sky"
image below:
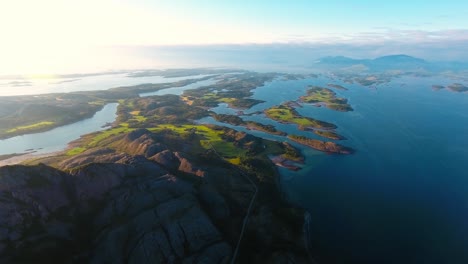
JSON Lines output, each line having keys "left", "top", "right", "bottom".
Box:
{"left": 0, "top": 0, "right": 467, "bottom": 74}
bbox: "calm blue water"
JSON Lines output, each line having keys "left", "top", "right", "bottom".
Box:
{"left": 0, "top": 103, "right": 118, "bottom": 155}
{"left": 204, "top": 75, "right": 468, "bottom": 264}
{"left": 139, "top": 78, "right": 216, "bottom": 97}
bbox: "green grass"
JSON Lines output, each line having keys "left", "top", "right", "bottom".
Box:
{"left": 266, "top": 106, "right": 321, "bottom": 126}
{"left": 201, "top": 140, "right": 245, "bottom": 157}
{"left": 313, "top": 130, "right": 345, "bottom": 140}
{"left": 300, "top": 86, "right": 352, "bottom": 112}
{"left": 150, "top": 124, "right": 246, "bottom": 158}
{"left": 226, "top": 157, "right": 241, "bottom": 165}
{"left": 131, "top": 115, "right": 147, "bottom": 122}
{"left": 218, "top": 97, "right": 236, "bottom": 103}
{"left": 300, "top": 88, "right": 335, "bottom": 103}
{"left": 201, "top": 93, "right": 218, "bottom": 99}
{"left": 66, "top": 147, "right": 87, "bottom": 156}
{"left": 128, "top": 110, "right": 147, "bottom": 122}
{"left": 6, "top": 121, "right": 55, "bottom": 133}
{"left": 87, "top": 126, "right": 134, "bottom": 147}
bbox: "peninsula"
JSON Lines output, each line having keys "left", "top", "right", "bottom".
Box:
{"left": 288, "top": 134, "right": 354, "bottom": 154}
{"left": 265, "top": 104, "right": 337, "bottom": 130}
{"left": 0, "top": 85, "right": 311, "bottom": 262}
{"left": 212, "top": 113, "right": 287, "bottom": 136}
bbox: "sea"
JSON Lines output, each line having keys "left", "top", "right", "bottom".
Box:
{"left": 0, "top": 69, "right": 467, "bottom": 263}
{"left": 203, "top": 74, "right": 468, "bottom": 263}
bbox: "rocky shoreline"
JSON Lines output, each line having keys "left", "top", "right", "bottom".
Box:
{"left": 288, "top": 134, "right": 354, "bottom": 154}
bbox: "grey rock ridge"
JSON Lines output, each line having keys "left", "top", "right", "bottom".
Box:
{"left": 0, "top": 129, "right": 310, "bottom": 263}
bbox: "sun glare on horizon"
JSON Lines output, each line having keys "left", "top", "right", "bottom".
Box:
{"left": 0, "top": 0, "right": 280, "bottom": 74}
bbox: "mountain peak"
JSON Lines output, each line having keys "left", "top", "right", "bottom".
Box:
{"left": 318, "top": 56, "right": 365, "bottom": 64}
{"left": 373, "top": 54, "right": 426, "bottom": 63}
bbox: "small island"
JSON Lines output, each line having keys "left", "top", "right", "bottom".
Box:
{"left": 299, "top": 86, "right": 353, "bottom": 112}
{"left": 182, "top": 72, "right": 276, "bottom": 109}
{"left": 447, "top": 83, "right": 468, "bottom": 93}
{"left": 263, "top": 104, "right": 348, "bottom": 140}
{"left": 313, "top": 130, "right": 346, "bottom": 140}
{"left": 288, "top": 135, "right": 354, "bottom": 154}
{"left": 327, "top": 83, "right": 348, "bottom": 90}
{"left": 269, "top": 142, "right": 304, "bottom": 171}
{"left": 265, "top": 104, "right": 337, "bottom": 130}
{"left": 212, "top": 114, "right": 287, "bottom": 136}
{"left": 432, "top": 85, "right": 445, "bottom": 91}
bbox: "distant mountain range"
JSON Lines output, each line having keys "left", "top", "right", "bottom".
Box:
{"left": 316, "top": 54, "right": 468, "bottom": 72}
{"left": 317, "top": 54, "right": 426, "bottom": 70}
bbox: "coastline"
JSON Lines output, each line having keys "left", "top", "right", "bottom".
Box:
{"left": 0, "top": 151, "right": 64, "bottom": 167}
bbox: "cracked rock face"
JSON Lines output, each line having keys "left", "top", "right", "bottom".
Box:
{"left": 91, "top": 174, "right": 231, "bottom": 264}
{"left": 0, "top": 161, "right": 232, "bottom": 263}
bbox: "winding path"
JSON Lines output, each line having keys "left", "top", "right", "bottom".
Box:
{"left": 206, "top": 142, "right": 258, "bottom": 264}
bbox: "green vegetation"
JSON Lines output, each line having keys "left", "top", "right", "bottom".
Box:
{"left": 85, "top": 126, "right": 134, "bottom": 148}
{"left": 288, "top": 134, "right": 354, "bottom": 154}
{"left": 264, "top": 104, "right": 336, "bottom": 130}
{"left": 9, "top": 71, "right": 313, "bottom": 177}
{"left": 63, "top": 95, "right": 252, "bottom": 164}
{"left": 6, "top": 121, "right": 55, "bottom": 133}
{"left": 66, "top": 147, "right": 87, "bottom": 156}
{"left": 0, "top": 71, "right": 279, "bottom": 140}
{"left": 149, "top": 124, "right": 246, "bottom": 158}
{"left": 300, "top": 86, "right": 353, "bottom": 112}
{"left": 212, "top": 114, "right": 287, "bottom": 136}
{"left": 0, "top": 75, "right": 215, "bottom": 140}
{"left": 313, "top": 130, "right": 346, "bottom": 140}
{"left": 182, "top": 72, "right": 275, "bottom": 109}
{"left": 56, "top": 90, "right": 304, "bottom": 179}
{"left": 0, "top": 98, "right": 104, "bottom": 139}
{"left": 280, "top": 142, "right": 303, "bottom": 162}
{"left": 245, "top": 121, "right": 287, "bottom": 136}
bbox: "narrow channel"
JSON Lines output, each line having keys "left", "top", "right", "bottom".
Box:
{"left": 0, "top": 103, "right": 118, "bottom": 156}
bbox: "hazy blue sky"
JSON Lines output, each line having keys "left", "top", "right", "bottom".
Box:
{"left": 139, "top": 0, "right": 468, "bottom": 43}
{"left": 0, "top": 0, "right": 467, "bottom": 73}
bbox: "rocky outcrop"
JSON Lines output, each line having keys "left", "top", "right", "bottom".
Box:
{"left": 174, "top": 152, "right": 206, "bottom": 177}
{"left": 0, "top": 159, "right": 234, "bottom": 263}
{"left": 117, "top": 129, "right": 166, "bottom": 157}
{"left": 288, "top": 134, "right": 354, "bottom": 154}
{"left": 149, "top": 149, "right": 180, "bottom": 170}
{"left": 0, "top": 130, "right": 310, "bottom": 263}
{"left": 59, "top": 148, "right": 129, "bottom": 170}
{"left": 91, "top": 174, "right": 231, "bottom": 263}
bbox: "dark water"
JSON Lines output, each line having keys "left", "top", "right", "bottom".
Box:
{"left": 205, "top": 75, "right": 468, "bottom": 264}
